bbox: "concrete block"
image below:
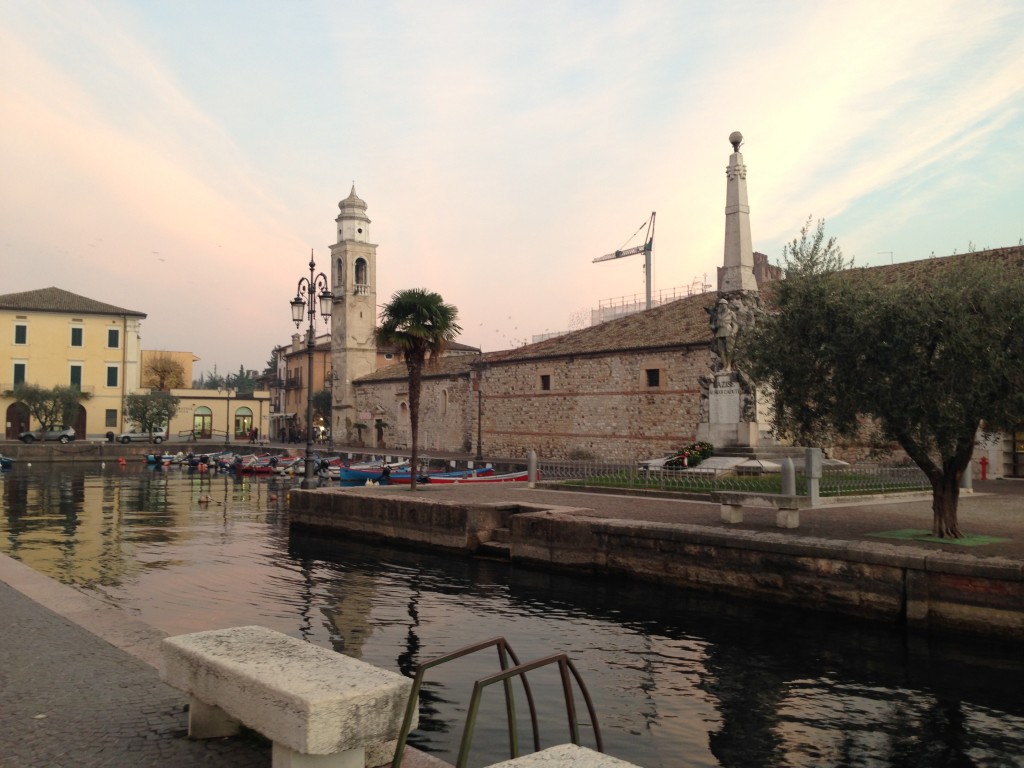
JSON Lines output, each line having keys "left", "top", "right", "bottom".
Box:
{"left": 188, "top": 696, "right": 240, "bottom": 738}
{"left": 720, "top": 504, "right": 744, "bottom": 524}
{"left": 161, "top": 625, "right": 414, "bottom": 757}
{"left": 775, "top": 509, "right": 800, "bottom": 529}
{"left": 484, "top": 743, "right": 641, "bottom": 767}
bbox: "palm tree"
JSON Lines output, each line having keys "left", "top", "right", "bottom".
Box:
{"left": 374, "top": 289, "right": 461, "bottom": 490}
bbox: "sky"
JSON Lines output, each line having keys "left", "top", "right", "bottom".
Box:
{"left": 2, "top": 1, "right": 1022, "bottom": 378}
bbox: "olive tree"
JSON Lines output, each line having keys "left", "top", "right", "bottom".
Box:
{"left": 743, "top": 246, "right": 1024, "bottom": 538}
{"left": 124, "top": 391, "right": 181, "bottom": 436}
{"left": 9, "top": 383, "right": 88, "bottom": 430}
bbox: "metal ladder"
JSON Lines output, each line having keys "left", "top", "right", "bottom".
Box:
{"left": 390, "top": 636, "right": 603, "bottom": 768}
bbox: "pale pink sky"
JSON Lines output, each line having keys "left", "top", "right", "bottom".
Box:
{"left": 2, "top": 0, "right": 1021, "bottom": 377}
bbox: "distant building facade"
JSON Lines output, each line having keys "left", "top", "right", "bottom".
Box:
{"left": 0, "top": 287, "right": 146, "bottom": 439}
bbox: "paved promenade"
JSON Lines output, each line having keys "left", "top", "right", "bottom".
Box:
{"left": 1, "top": 477, "right": 1020, "bottom": 767}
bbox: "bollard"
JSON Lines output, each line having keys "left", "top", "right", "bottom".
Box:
{"left": 805, "top": 448, "right": 822, "bottom": 505}
{"left": 527, "top": 450, "right": 537, "bottom": 488}
{"left": 960, "top": 460, "right": 973, "bottom": 491}
{"left": 781, "top": 457, "right": 795, "bottom": 496}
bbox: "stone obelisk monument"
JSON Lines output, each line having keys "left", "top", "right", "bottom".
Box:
{"left": 697, "top": 132, "right": 770, "bottom": 448}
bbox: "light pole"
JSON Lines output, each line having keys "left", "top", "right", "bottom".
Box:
{"left": 223, "top": 387, "right": 234, "bottom": 446}
{"left": 290, "top": 251, "right": 333, "bottom": 489}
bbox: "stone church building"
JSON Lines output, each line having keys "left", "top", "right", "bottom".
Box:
{"left": 325, "top": 141, "right": 1023, "bottom": 476}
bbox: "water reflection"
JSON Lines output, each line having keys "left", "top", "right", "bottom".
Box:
{"left": 1, "top": 465, "right": 1022, "bottom": 768}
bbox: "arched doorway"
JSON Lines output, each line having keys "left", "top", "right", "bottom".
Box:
{"left": 193, "top": 407, "right": 213, "bottom": 439}
{"left": 235, "top": 407, "right": 253, "bottom": 441}
{"left": 71, "top": 404, "right": 86, "bottom": 438}
{"left": 5, "top": 402, "right": 29, "bottom": 440}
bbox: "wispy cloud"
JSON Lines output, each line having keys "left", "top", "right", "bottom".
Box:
{"left": 1, "top": 0, "right": 1021, "bottom": 371}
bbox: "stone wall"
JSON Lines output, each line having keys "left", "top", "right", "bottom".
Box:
{"left": 354, "top": 374, "right": 475, "bottom": 453}
{"left": 289, "top": 488, "right": 1024, "bottom": 641}
{"left": 480, "top": 346, "right": 711, "bottom": 460}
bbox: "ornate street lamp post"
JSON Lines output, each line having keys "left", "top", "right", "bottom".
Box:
{"left": 290, "top": 252, "right": 333, "bottom": 489}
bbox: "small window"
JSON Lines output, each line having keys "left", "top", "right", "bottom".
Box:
{"left": 107, "top": 328, "right": 120, "bottom": 348}
{"left": 384, "top": 353, "right": 394, "bottom": 360}
{"left": 540, "top": 374, "right": 551, "bottom": 391}
{"left": 14, "top": 324, "right": 27, "bottom": 344}
{"left": 70, "top": 365, "right": 83, "bottom": 389}
{"left": 646, "top": 368, "right": 661, "bottom": 387}
{"left": 105, "top": 409, "right": 117, "bottom": 427}
{"left": 70, "top": 327, "right": 83, "bottom": 346}
{"left": 106, "top": 366, "right": 119, "bottom": 387}
{"left": 13, "top": 363, "right": 26, "bottom": 385}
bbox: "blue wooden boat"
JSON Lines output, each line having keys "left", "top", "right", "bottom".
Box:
{"left": 0, "top": 454, "right": 15, "bottom": 471}
{"left": 340, "top": 466, "right": 495, "bottom": 484}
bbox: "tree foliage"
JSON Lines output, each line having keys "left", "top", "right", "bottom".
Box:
{"left": 264, "top": 348, "right": 280, "bottom": 376}
{"left": 10, "top": 383, "right": 89, "bottom": 430}
{"left": 743, "top": 249, "right": 1024, "bottom": 538}
{"left": 143, "top": 353, "right": 185, "bottom": 390}
{"left": 374, "top": 289, "right": 461, "bottom": 490}
{"left": 192, "top": 366, "right": 260, "bottom": 393}
{"left": 124, "top": 391, "right": 181, "bottom": 435}
{"left": 782, "top": 215, "right": 852, "bottom": 276}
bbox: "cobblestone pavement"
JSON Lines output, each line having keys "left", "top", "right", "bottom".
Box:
{"left": 0, "top": 581, "right": 271, "bottom": 768}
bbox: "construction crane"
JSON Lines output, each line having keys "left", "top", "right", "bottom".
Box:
{"left": 592, "top": 212, "right": 656, "bottom": 310}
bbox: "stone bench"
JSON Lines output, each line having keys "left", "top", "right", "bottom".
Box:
{"left": 485, "top": 743, "right": 641, "bottom": 767}
{"left": 711, "top": 491, "right": 814, "bottom": 529}
{"left": 160, "top": 625, "right": 415, "bottom": 768}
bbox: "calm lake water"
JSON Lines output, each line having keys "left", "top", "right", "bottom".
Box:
{"left": 2, "top": 464, "right": 1023, "bottom": 768}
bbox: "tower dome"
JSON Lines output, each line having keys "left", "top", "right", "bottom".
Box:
{"left": 338, "top": 184, "right": 368, "bottom": 216}
{"left": 335, "top": 184, "right": 370, "bottom": 242}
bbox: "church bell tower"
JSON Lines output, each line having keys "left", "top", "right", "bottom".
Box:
{"left": 329, "top": 185, "right": 378, "bottom": 442}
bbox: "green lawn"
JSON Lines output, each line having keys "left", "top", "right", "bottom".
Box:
{"left": 561, "top": 468, "right": 930, "bottom": 497}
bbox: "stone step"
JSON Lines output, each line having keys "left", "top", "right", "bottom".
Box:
{"left": 492, "top": 527, "right": 511, "bottom": 544}
{"left": 713, "top": 446, "right": 808, "bottom": 459}
{"left": 476, "top": 541, "right": 511, "bottom": 560}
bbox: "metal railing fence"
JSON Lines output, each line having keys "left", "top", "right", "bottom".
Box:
{"left": 537, "top": 456, "right": 931, "bottom": 497}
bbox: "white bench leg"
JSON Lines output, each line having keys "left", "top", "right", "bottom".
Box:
{"left": 776, "top": 509, "right": 800, "bottom": 528}
{"left": 720, "top": 503, "right": 744, "bottom": 524}
{"left": 272, "top": 743, "right": 365, "bottom": 768}
{"left": 188, "top": 696, "right": 241, "bottom": 739}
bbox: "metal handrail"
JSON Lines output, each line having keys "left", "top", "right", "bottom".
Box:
{"left": 390, "top": 637, "right": 540, "bottom": 768}
{"left": 456, "top": 652, "right": 602, "bottom": 768}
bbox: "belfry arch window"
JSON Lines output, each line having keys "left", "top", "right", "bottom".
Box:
{"left": 354, "top": 258, "right": 368, "bottom": 295}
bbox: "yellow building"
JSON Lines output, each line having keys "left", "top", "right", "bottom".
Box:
{"left": 167, "top": 387, "right": 271, "bottom": 444}
{"left": 1, "top": 287, "right": 145, "bottom": 439}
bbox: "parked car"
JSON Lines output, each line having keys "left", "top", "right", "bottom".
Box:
{"left": 119, "top": 427, "right": 167, "bottom": 444}
{"left": 20, "top": 426, "right": 76, "bottom": 444}
{"left": 638, "top": 453, "right": 682, "bottom": 470}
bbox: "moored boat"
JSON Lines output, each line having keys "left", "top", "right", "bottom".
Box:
{"left": 0, "top": 454, "right": 15, "bottom": 471}
{"left": 424, "top": 470, "right": 531, "bottom": 484}
{"left": 340, "top": 466, "right": 494, "bottom": 484}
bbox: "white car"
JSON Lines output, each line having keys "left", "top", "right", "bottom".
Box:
{"left": 638, "top": 452, "right": 684, "bottom": 470}
{"left": 119, "top": 427, "right": 167, "bottom": 444}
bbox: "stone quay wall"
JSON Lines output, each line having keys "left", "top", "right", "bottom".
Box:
{"left": 289, "top": 488, "right": 1023, "bottom": 642}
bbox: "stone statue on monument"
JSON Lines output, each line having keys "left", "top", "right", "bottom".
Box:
{"left": 710, "top": 298, "right": 739, "bottom": 371}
